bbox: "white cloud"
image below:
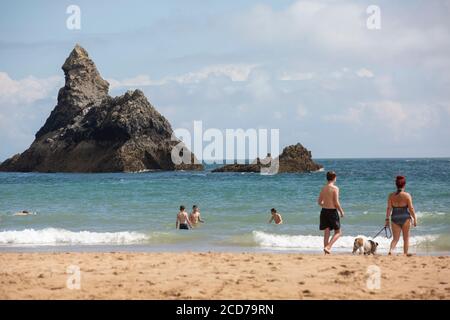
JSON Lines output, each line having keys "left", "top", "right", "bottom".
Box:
{"left": 279, "top": 71, "right": 314, "bottom": 81}
{"left": 107, "top": 75, "right": 157, "bottom": 88}
{"left": 323, "top": 101, "right": 443, "bottom": 141}
{"left": 370, "top": 101, "right": 440, "bottom": 138}
{"left": 356, "top": 68, "right": 374, "bottom": 78}
{"left": 234, "top": 0, "right": 450, "bottom": 67}
{"left": 108, "top": 64, "right": 257, "bottom": 89}
{"left": 374, "top": 76, "right": 395, "bottom": 98}
{"left": 0, "top": 72, "right": 62, "bottom": 106}
{"left": 323, "top": 107, "right": 364, "bottom": 125}
{"left": 296, "top": 104, "right": 308, "bottom": 119}
{"left": 245, "top": 69, "right": 275, "bottom": 102}
{"left": 0, "top": 72, "right": 62, "bottom": 160}
{"left": 176, "top": 64, "right": 256, "bottom": 83}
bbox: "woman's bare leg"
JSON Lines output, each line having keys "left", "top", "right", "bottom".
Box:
{"left": 389, "top": 223, "right": 401, "bottom": 254}
{"left": 401, "top": 220, "right": 411, "bottom": 255}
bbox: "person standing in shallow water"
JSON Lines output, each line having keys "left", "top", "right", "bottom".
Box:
{"left": 385, "top": 176, "right": 418, "bottom": 256}
{"left": 317, "top": 171, "right": 345, "bottom": 254}
{"left": 176, "top": 205, "right": 192, "bottom": 230}
{"left": 268, "top": 208, "right": 283, "bottom": 225}
{"left": 189, "top": 205, "right": 204, "bottom": 226}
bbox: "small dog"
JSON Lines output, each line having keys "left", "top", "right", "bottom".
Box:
{"left": 352, "top": 236, "right": 378, "bottom": 255}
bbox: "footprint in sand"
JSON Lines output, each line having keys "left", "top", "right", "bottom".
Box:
{"left": 338, "top": 270, "right": 354, "bottom": 277}
{"left": 50, "top": 286, "right": 64, "bottom": 290}
{"left": 302, "top": 289, "right": 312, "bottom": 296}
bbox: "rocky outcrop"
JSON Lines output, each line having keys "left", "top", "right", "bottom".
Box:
{"left": 212, "top": 143, "right": 322, "bottom": 173}
{"left": 0, "top": 44, "right": 203, "bottom": 172}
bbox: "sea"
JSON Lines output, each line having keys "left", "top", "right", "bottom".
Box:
{"left": 0, "top": 158, "right": 449, "bottom": 255}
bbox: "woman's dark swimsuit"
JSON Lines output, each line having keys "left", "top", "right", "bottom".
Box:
{"left": 391, "top": 206, "right": 411, "bottom": 227}
{"left": 179, "top": 223, "right": 189, "bottom": 230}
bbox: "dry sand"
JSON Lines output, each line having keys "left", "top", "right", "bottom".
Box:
{"left": 0, "top": 252, "right": 449, "bottom": 299}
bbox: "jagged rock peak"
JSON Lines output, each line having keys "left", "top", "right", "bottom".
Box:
{"left": 35, "top": 44, "right": 110, "bottom": 138}
{"left": 62, "top": 44, "right": 89, "bottom": 68}
{"left": 62, "top": 44, "right": 109, "bottom": 97}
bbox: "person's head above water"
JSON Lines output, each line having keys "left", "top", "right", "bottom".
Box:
{"left": 326, "top": 171, "right": 337, "bottom": 182}
{"left": 180, "top": 205, "right": 185, "bottom": 211}
{"left": 271, "top": 208, "right": 277, "bottom": 214}
{"left": 396, "top": 176, "right": 406, "bottom": 190}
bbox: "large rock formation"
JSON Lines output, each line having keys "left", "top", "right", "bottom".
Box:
{"left": 212, "top": 143, "right": 322, "bottom": 173}
{"left": 0, "top": 45, "right": 203, "bottom": 172}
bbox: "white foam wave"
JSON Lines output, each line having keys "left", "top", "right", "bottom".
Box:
{"left": 0, "top": 228, "right": 149, "bottom": 245}
{"left": 415, "top": 211, "right": 448, "bottom": 218}
{"left": 252, "top": 231, "right": 437, "bottom": 250}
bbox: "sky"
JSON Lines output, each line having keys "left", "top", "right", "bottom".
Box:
{"left": 1, "top": 0, "right": 450, "bottom": 160}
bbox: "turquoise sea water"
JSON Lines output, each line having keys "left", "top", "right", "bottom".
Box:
{"left": 0, "top": 159, "right": 449, "bottom": 254}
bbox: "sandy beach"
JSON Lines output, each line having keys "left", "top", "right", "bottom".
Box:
{"left": 0, "top": 252, "right": 448, "bottom": 300}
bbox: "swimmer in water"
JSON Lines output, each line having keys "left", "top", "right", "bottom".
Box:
{"left": 268, "top": 208, "right": 283, "bottom": 225}
{"left": 13, "top": 210, "right": 36, "bottom": 216}
{"left": 176, "top": 205, "right": 192, "bottom": 230}
{"left": 189, "top": 205, "right": 205, "bottom": 226}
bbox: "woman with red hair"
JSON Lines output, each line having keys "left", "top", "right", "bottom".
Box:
{"left": 385, "top": 176, "right": 418, "bottom": 255}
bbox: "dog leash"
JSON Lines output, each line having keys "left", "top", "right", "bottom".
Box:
{"left": 372, "top": 226, "right": 392, "bottom": 239}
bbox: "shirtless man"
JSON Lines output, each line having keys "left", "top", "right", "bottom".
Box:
{"left": 268, "top": 208, "right": 283, "bottom": 225}
{"left": 189, "top": 205, "right": 204, "bottom": 226}
{"left": 176, "top": 205, "right": 192, "bottom": 230}
{"left": 317, "top": 171, "right": 345, "bottom": 254}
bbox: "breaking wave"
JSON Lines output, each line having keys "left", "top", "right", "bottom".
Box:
{"left": 0, "top": 228, "right": 149, "bottom": 245}
{"left": 252, "top": 231, "right": 438, "bottom": 250}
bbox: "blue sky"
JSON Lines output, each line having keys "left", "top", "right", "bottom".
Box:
{"left": 1, "top": 0, "right": 450, "bottom": 160}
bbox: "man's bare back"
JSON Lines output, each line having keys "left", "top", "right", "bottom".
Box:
{"left": 177, "top": 211, "right": 189, "bottom": 224}
{"left": 176, "top": 206, "right": 192, "bottom": 230}
{"left": 318, "top": 184, "right": 339, "bottom": 210}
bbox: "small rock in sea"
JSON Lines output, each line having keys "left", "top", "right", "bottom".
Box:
{"left": 212, "top": 144, "right": 322, "bottom": 173}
